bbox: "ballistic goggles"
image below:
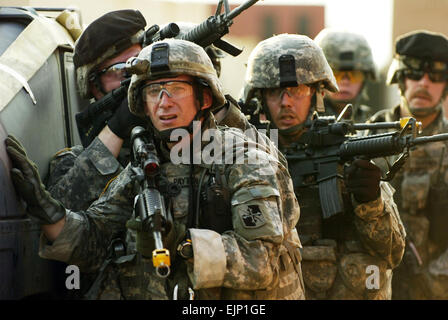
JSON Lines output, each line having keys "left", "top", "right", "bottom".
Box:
{"left": 264, "top": 84, "right": 312, "bottom": 103}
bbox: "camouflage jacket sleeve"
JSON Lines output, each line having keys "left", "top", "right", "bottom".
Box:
{"left": 187, "top": 151, "right": 301, "bottom": 291}
{"left": 352, "top": 181, "right": 406, "bottom": 269}
{"left": 39, "top": 164, "right": 135, "bottom": 272}
{"left": 46, "top": 137, "right": 122, "bottom": 211}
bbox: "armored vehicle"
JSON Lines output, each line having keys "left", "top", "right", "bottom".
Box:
{"left": 0, "top": 6, "right": 87, "bottom": 299}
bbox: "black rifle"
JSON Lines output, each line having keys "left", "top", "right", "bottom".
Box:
{"left": 284, "top": 113, "right": 448, "bottom": 220}
{"left": 75, "top": 78, "right": 131, "bottom": 148}
{"left": 141, "top": 22, "right": 180, "bottom": 47}
{"left": 130, "top": 126, "right": 178, "bottom": 277}
{"left": 238, "top": 98, "right": 268, "bottom": 129}
{"left": 179, "top": 0, "right": 260, "bottom": 56}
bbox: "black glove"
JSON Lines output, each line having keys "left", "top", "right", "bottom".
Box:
{"left": 107, "top": 98, "right": 147, "bottom": 139}
{"left": 5, "top": 135, "right": 66, "bottom": 224}
{"left": 345, "top": 158, "right": 381, "bottom": 203}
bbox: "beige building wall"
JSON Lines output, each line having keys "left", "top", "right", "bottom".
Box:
{"left": 393, "top": 0, "right": 448, "bottom": 41}
{"left": 386, "top": 0, "right": 448, "bottom": 110}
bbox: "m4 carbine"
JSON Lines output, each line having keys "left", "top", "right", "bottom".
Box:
{"left": 130, "top": 126, "right": 179, "bottom": 277}
{"left": 284, "top": 113, "right": 448, "bottom": 220}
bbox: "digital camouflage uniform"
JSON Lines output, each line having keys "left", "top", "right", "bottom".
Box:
{"left": 242, "top": 34, "right": 406, "bottom": 300}
{"left": 314, "top": 29, "right": 377, "bottom": 123}
{"left": 366, "top": 30, "right": 448, "bottom": 300}
{"left": 46, "top": 137, "right": 123, "bottom": 211}
{"left": 39, "top": 39, "right": 305, "bottom": 300}
{"left": 367, "top": 106, "right": 448, "bottom": 299}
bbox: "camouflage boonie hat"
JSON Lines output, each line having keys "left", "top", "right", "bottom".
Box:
{"left": 74, "top": 9, "right": 146, "bottom": 99}
{"left": 387, "top": 30, "right": 448, "bottom": 84}
{"left": 314, "top": 28, "right": 376, "bottom": 80}
{"left": 242, "top": 34, "right": 338, "bottom": 103}
{"left": 127, "top": 39, "right": 226, "bottom": 117}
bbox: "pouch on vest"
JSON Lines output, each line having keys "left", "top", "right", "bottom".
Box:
{"left": 401, "top": 172, "right": 430, "bottom": 212}
{"left": 199, "top": 169, "right": 232, "bottom": 233}
{"left": 338, "top": 252, "right": 388, "bottom": 297}
{"left": 301, "top": 245, "right": 337, "bottom": 293}
{"left": 427, "top": 181, "right": 448, "bottom": 248}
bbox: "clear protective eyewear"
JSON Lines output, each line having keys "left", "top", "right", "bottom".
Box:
{"left": 264, "top": 84, "right": 312, "bottom": 103}
{"left": 141, "top": 80, "right": 194, "bottom": 105}
{"left": 97, "top": 62, "right": 129, "bottom": 81}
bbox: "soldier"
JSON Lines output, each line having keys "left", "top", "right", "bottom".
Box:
{"left": 46, "top": 9, "right": 147, "bottom": 212}
{"left": 366, "top": 30, "right": 448, "bottom": 299}
{"left": 6, "top": 39, "right": 305, "bottom": 300}
{"left": 241, "top": 34, "right": 405, "bottom": 299}
{"left": 314, "top": 28, "right": 377, "bottom": 122}
{"left": 40, "top": 9, "right": 148, "bottom": 299}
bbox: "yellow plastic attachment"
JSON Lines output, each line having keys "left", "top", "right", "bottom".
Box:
{"left": 153, "top": 248, "right": 171, "bottom": 277}
{"left": 400, "top": 117, "right": 423, "bottom": 134}
{"left": 153, "top": 248, "right": 171, "bottom": 267}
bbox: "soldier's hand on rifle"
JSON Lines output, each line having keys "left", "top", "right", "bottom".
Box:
{"left": 5, "top": 135, "right": 66, "bottom": 224}
{"left": 345, "top": 158, "right": 381, "bottom": 204}
{"left": 107, "top": 98, "right": 147, "bottom": 140}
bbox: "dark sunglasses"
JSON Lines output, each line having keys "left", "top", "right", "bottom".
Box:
{"left": 402, "top": 69, "right": 447, "bottom": 83}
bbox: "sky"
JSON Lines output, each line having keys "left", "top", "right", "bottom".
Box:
{"left": 164, "top": 0, "right": 394, "bottom": 70}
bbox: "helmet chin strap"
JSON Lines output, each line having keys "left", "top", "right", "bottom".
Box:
{"left": 263, "top": 93, "right": 317, "bottom": 145}
{"left": 401, "top": 94, "right": 442, "bottom": 118}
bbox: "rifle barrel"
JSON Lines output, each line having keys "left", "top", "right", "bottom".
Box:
{"left": 412, "top": 133, "right": 448, "bottom": 146}
{"left": 226, "top": 0, "right": 259, "bottom": 20}
{"left": 352, "top": 122, "right": 402, "bottom": 130}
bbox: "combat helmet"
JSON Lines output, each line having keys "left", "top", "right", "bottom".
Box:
{"left": 314, "top": 28, "right": 376, "bottom": 80}
{"left": 242, "top": 34, "right": 338, "bottom": 114}
{"left": 127, "top": 38, "right": 226, "bottom": 119}
{"left": 74, "top": 9, "right": 146, "bottom": 99}
{"left": 386, "top": 30, "right": 448, "bottom": 116}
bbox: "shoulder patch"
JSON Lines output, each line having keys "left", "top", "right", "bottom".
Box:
{"left": 239, "top": 204, "right": 266, "bottom": 228}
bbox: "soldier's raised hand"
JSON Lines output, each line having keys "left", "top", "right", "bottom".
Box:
{"left": 5, "top": 135, "right": 66, "bottom": 224}
{"left": 345, "top": 158, "right": 381, "bottom": 203}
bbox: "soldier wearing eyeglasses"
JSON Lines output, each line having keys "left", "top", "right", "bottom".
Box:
{"left": 39, "top": 10, "right": 147, "bottom": 299}
{"left": 46, "top": 10, "right": 147, "bottom": 212}
{"left": 366, "top": 30, "right": 448, "bottom": 300}
{"left": 314, "top": 28, "right": 377, "bottom": 123}
{"left": 240, "top": 34, "right": 405, "bottom": 299}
